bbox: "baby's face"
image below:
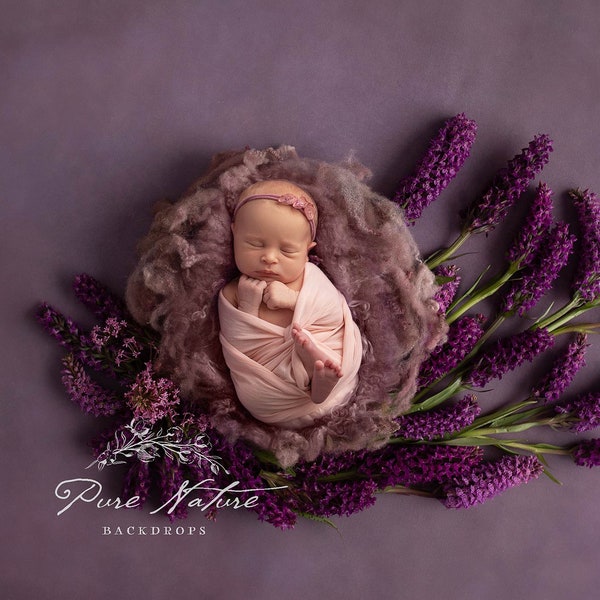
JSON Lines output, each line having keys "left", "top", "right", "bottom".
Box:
{"left": 232, "top": 199, "right": 315, "bottom": 287}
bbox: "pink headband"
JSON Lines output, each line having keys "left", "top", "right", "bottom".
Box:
{"left": 233, "top": 193, "right": 317, "bottom": 240}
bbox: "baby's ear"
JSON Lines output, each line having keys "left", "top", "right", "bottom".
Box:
{"left": 308, "top": 241, "right": 317, "bottom": 251}
{"left": 231, "top": 222, "right": 236, "bottom": 234}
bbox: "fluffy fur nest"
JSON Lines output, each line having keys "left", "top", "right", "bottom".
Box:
{"left": 126, "top": 146, "right": 447, "bottom": 467}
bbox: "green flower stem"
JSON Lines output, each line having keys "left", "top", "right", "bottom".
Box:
{"left": 534, "top": 296, "right": 582, "bottom": 330}
{"left": 435, "top": 435, "right": 570, "bottom": 456}
{"left": 446, "top": 263, "right": 520, "bottom": 324}
{"left": 425, "top": 230, "right": 472, "bottom": 269}
{"left": 545, "top": 299, "right": 600, "bottom": 334}
{"left": 408, "top": 377, "right": 465, "bottom": 413}
{"left": 317, "top": 469, "right": 362, "bottom": 483}
{"left": 550, "top": 322, "right": 600, "bottom": 336}
{"left": 383, "top": 485, "right": 435, "bottom": 498}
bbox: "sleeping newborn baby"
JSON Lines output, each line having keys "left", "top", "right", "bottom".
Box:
{"left": 218, "top": 179, "right": 362, "bottom": 428}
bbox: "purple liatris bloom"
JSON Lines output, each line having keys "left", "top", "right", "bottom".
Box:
{"left": 500, "top": 222, "right": 576, "bottom": 316}
{"left": 294, "top": 452, "right": 378, "bottom": 518}
{"left": 60, "top": 354, "right": 122, "bottom": 416}
{"left": 570, "top": 189, "right": 600, "bottom": 302}
{"left": 36, "top": 303, "right": 85, "bottom": 352}
{"left": 122, "top": 460, "right": 152, "bottom": 509}
{"left": 72, "top": 273, "right": 127, "bottom": 321}
{"left": 218, "top": 439, "right": 297, "bottom": 529}
{"left": 464, "top": 327, "right": 555, "bottom": 388}
{"left": 157, "top": 456, "right": 188, "bottom": 521}
{"left": 554, "top": 391, "right": 600, "bottom": 432}
{"left": 394, "top": 113, "right": 477, "bottom": 222}
{"left": 433, "top": 264, "right": 461, "bottom": 314}
{"left": 300, "top": 475, "right": 378, "bottom": 519}
{"left": 124, "top": 363, "right": 181, "bottom": 424}
{"left": 359, "top": 445, "right": 483, "bottom": 488}
{"left": 395, "top": 395, "right": 481, "bottom": 440}
{"left": 461, "top": 134, "right": 553, "bottom": 234}
{"left": 441, "top": 454, "right": 543, "bottom": 509}
{"left": 572, "top": 439, "right": 600, "bottom": 468}
{"left": 506, "top": 182, "right": 554, "bottom": 266}
{"left": 531, "top": 334, "right": 588, "bottom": 402}
{"left": 418, "top": 315, "right": 485, "bottom": 388}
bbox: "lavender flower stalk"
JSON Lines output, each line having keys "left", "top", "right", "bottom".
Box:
{"left": 444, "top": 189, "right": 554, "bottom": 323}
{"left": 72, "top": 274, "right": 127, "bottom": 321}
{"left": 500, "top": 222, "right": 576, "bottom": 316}
{"left": 417, "top": 315, "right": 485, "bottom": 389}
{"left": 570, "top": 189, "right": 600, "bottom": 302}
{"left": 506, "top": 182, "right": 554, "bottom": 266}
{"left": 441, "top": 455, "right": 543, "bottom": 509}
{"left": 157, "top": 456, "right": 188, "bottom": 521}
{"left": 572, "top": 439, "right": 600, "bottom": 468}
{"left": 531, "top": 334, "right": 588, "bottom": 402}
{"left": 464, "top": 327, "right": 555, "bottom": 388}
{"left": 462, "top": 134, "right": 553, "bottom": 234}
{"left": 554, "top": 392, "right": 600, "bottom": 432}
{"left": 395, "top": 395, "right": 481, "bottom": 440}
{"left": 360, "top": 445, "right": 483, "bottom": 488}
{"left": 394, "top": 113, "right": 477, "bottom": 223}
{"left": 433, "top": 265, "right": 461, "bottom": 314}
{"left": 122, "top": 460, "right": 152, "bottom": 509}
{"left": 427, "top": 134, "right": 553, "bottom": 269}
{"left": 534, "top": 188, "right": 600, "bottom": 333}
{"left": 219, "top": 439, "right": 297, "bottom": 529}
{"left": 61, "top": 354, "right": 122, "bottom": 416}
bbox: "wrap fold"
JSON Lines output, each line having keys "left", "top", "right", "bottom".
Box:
{"left": 219, "top": 263, "right": 362, "bottom": 428}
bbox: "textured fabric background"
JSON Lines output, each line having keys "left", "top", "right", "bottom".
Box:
{"left": 2, "top": 1, "right": 599, "bottom": 598}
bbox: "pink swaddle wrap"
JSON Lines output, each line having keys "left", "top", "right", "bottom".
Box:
{"left": 218, "top": 262, "right": 362, "bottom": 428}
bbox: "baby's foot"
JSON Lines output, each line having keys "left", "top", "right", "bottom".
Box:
{"left": 237, "top": 275, "right": 267, "bottom": 316}
{"left": 311, "top": 359, "right": 342, "bottom": 404}
{"left": 292, "top": 324, "right": 342, "bottom": 403}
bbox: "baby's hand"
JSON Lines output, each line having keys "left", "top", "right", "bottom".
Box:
{"left": 237, "top": 275, "right": 267, "bottom": 316}
{"left": 263, "top": 281, "right": 299, "bottom": 311}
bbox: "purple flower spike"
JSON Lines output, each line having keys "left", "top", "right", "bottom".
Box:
{"left": 433, "top": 264, "right": 461, "bottom": 314}
{"left": 359, "top": 445, "right": 483, "bottom": 488}
{"left": 506, "top": 182, "right": 554, "bottom": 266}
{"left": 461, "top": 134, "right": 553, "bottom": 234}
{"left": 394, "top": 113, "right": 477, "bottom": 222}
{"left": 72, "top": 274, "right": 127, "bottom": 321}
{"left": 570, "top": 189, "right": 600, "bottom": 302}
{"left": 60, "top": 354, "right": 122, "bottom": 416}
{"left": 500, "top": 222, "right": 576, "bottom": 316}
{"left": 36, "top": 303, "right": 84, "bottom": 351}
{"left": 572, "top": 439, "right": 600, "bottom": 468}
{"left": 395, "top": 395, "right": 481, "bottom": 440}
{"left": 465, "top": 327, "right": 555, "bottom": 388}
{"left": 441, "top": 454, "right": 543, "bottom": 509}
{"left": 555, "top": 391, "right": 600, "bottom": 432}
{"left": 531, "top": 334, "right": 588, "bottom": 402}
{"left": 418, "top": 315, "right": 485, "bottom": 388}
{"left": 158, "top": 456, "right": 188, "bottom": 521}
{"left": 122, "top": 460, "right": 152, "bottom": 509}
{"left": 217, "top": 439, "right": 297, "bottom": 529}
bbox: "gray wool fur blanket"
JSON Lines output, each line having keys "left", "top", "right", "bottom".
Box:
{"left": 126, "top": 146, "right": 447, "bottom": 467}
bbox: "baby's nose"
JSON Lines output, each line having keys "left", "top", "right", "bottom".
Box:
{"left": 262, "top": 249, "right": 278, "bottom": 263}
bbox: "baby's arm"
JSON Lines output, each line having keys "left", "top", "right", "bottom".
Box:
{"left": 263, "top": 281, "right": 299, "bottom": 311}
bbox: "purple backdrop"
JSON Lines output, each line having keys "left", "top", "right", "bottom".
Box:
{"left": 2, "top": 1, "right": 599, "bottom": 599}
